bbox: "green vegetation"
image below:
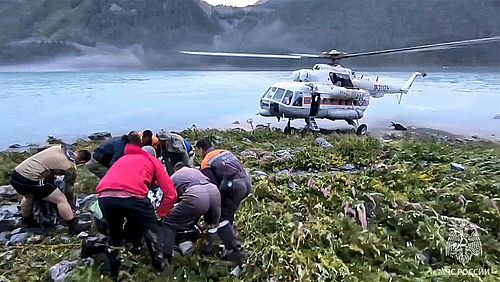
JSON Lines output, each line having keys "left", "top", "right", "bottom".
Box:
{"left": 0, "top": 129, "right": 499, "bottom": 281}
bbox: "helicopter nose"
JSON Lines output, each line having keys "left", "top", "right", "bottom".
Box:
{"left": 259, "top": 109, "right": 272, "bottom": 116}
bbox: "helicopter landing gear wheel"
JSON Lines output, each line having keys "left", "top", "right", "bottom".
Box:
{"left": 356, "top": 124, "right": 368, "bottom": 136}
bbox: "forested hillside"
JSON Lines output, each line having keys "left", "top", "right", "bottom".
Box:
{"left": 0, "top": 0, "right": 498, "bottom": 68}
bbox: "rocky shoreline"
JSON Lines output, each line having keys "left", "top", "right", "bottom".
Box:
{"left": 4, "top": 124, "right": 498, "bottom": 154}
{"left": 0, "top": 127, "right": 499, "bottom": 281}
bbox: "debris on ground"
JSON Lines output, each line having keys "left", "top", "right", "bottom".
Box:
{"left": 315, "top": 137, "right": 334, "bottom": 149}
{"left": 450, "top": 162, "right": 466, "bottom": 171}
{"left": 240, "top": 149, "right": 257, "bottom": 159}
{"left": 275, "top": 149, "right": 293, "bottom": 160}
{"left": 87, "top": 132, "right": 112, "bottom": 141}
{"left": 179, "top": 241, "right": 194, "bottom": 256}
{"left": 390, "top": 122, "right": 408, "bottom": 131}
{"left": 49, "top": 258, "right": 94, "bottom": 282}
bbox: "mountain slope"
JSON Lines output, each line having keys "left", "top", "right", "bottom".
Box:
{"left": 0, "top": 0, "right": 498, "bottom": 67}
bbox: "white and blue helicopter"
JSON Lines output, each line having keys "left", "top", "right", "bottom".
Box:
{"left": 182, "top": 36, "right": 500, "bottom": 135}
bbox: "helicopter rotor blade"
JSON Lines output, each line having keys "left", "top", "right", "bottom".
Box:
{"left": 180, "top": 51, "right": 303, "bottom": 59}
{"left": 343, "top": 36, "right": 500, "bottom": 59}
{"left": 289, "top": 53, "right": 325, "bottom": 58}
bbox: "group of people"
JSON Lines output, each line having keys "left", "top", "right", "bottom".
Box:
{"left": 9, "top": 129, "right": 251, "bottom": 277}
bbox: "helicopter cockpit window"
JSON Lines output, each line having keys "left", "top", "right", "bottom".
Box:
{"left": 282, "top": 90, "right": 293, "bottom": 105}
{"left": 272, "top": 88, "right": 286, "bottom": 102}
{"left": 329, "top": 72, "right": 354, "bottom": 88}
{"left": 263, "top": 87, "right": 276, "bottom": 99}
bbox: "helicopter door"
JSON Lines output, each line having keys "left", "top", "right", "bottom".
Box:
{"left": 309, "top": 92, "right": 320, "bottom": 116}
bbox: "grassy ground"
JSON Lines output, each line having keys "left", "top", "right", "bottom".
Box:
{"left": 0, "top": 129, "right": 499, "bottom": 281}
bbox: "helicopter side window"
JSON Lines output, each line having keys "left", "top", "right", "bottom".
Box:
{"left": 272, "top": 88, "right": 285, "bottom": 102}
{"left": 282, "top": 90, "right": 293, "bottom": 105}
{"left": 292, "top": 92, "right": 303, "bottom": 107}
{"left": 330, "top": 72, "right": 354, "bottom": 88}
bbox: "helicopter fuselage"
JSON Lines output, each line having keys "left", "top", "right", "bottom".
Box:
{"left": 259, "top": 81, "right": 369, "bottom": 121}
{"left": 259, "top": 64, "right": 424, "bottom": 125}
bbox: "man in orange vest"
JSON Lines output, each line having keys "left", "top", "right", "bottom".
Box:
{"left": 195, "top": 138, "right": 251, "bottom": 266}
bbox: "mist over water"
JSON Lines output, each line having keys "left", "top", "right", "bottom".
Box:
{"left": 0, "top": 69, "right": 498, "bottom": 149}
{"left": 0, "top": 48, "right": 144, "bottom": 72}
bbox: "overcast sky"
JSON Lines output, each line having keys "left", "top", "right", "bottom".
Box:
{"left": 204, "top": 0, "right": 260, "bottom": 7}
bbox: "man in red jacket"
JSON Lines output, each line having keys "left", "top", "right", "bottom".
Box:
{"left": 96, "top": 136, "right": 177, "bottom": 277}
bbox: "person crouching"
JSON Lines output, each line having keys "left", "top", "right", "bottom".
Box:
{"left": 96, "top": 135, "right": 177, "bottom": 278}
{"left": 195, "top": 138, "right": 251, "bottom": 266}
{"left": 9, "top": 144, "right": 91, "bottom": 234}
{"left": 162, "top": 163, "right": 221, "bottom": 266}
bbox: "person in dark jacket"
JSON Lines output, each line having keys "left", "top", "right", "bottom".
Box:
{"left": 162, "top": 163, "right": 221, "bottom": 264}
{"left": 96, "top": 138, "right": 177, "bottom": 277}
{"left": 195, "top": 138, "right": 251, "bottom": 266}
{"left": 86, "top": 132, "right": 141, "bottom": 178}
{"left": 157, "top": 131, "right": 192, "bottom": 175}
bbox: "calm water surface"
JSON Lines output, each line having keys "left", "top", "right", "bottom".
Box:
{"left": 0, "top": 70, "right": 499, "bottom": 148}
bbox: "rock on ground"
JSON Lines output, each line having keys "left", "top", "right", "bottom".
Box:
{"left": 87, "top": 132, "right": 112, "bottom": 141}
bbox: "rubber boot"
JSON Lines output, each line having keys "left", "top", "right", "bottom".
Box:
{"left": 201, "top": 233, "right": 217, "bottom": 255}
{"left": 21, "top": 214, "right": 44, "bottom": 234}
{"left": 21, "top": 214, "right": 40, "bottom": 228}
{"left": 67, "top": 218, "right": 91, "bottom": 235}
{"left": 80, "top": 237, "right": 107, "bottom": 258}
{"left": 154, "top": 226, "right": 176, "bottom": 276}
{"left": 217, "top": 224, "right": 246, "bottom": 266}
{"left": 160, "top": 226, "right": 176, "bottom": 258}
{"left": 217, "top": 224, "right": 241, "bottom": 250}
{"left": 226, "top": 247, "right": 247, "bottom": 266}
{"left": 105, "top": 247, "right": 121, "bottom": 279}
{"left": 144, "top": 228, "right": 167, "bottom": 272}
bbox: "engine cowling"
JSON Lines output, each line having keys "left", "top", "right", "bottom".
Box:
{"left": 292, "top": 69, "right": 314, "bottom": 82}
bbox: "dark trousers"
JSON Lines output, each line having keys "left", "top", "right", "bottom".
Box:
{"left": 10, "top": 170, "right": 58, "bottom": 199}
{"left": 214, "top": 175, "right": 251, "bottom": 252}
{"left": 99, "top": 197, "right": 164, "bottom": 270}
{"left": 221, "top": 175, "right": 251, "bottom": 224}
{"left": 162, "top": 184, "right": 221, "bottom": 257}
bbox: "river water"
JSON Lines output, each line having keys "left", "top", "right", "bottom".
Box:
{"left": 0, "top": 69, "right": 499, "bottom": 149}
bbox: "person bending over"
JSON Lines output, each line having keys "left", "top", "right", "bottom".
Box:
{"left": 195, "top": 138, "right": 251, "bottom": 266}
{"left": 161, "top": 163, "right": 221, "bottom": 265}
{"left": 86, "top": 132, "right": 141, "bottom": 178}
{"left": 96, "top": 135, "right": 177, "bottom": 277}
{"left": 10, "top": 144, "right": 91, "bottom": 234}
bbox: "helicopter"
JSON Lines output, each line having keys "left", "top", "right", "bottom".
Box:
{"left": 181, "top": 36, "right": 500, "bottom": 135}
